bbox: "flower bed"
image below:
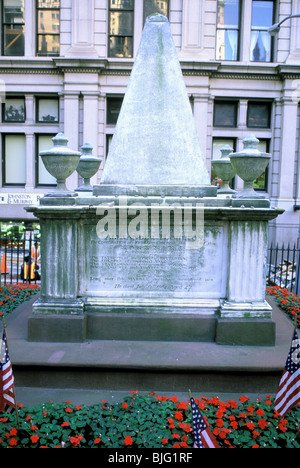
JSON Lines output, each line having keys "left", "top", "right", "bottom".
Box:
{"left": 0, "top": 392, "right": 299, "bottom": 448}
{"left": 0, "top": 284, "right": 40, "bottom": 318}
{"left": 266, "top": 286, "right": 300, "bottom": 328}
{"left": 0, "top": 285, "right": 299, "bottom": 448}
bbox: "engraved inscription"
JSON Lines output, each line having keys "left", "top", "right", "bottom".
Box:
{"left": 85, "top": 224, "right": 228, "bottom": 299}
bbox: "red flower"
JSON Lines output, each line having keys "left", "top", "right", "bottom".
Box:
{"left": 65, "top": 407, "right": 72, "bottom": 413}
{"left": 70, "top": 436, "right": 80, "bottom": 447}
{"left": 172, "top": 433, "right": 180, "bottom": 439}
{"left": 9, "top": 438, "right": 18, "bottom": 446}
{"left": 178, "top": 422, "right": 192, "bottom": 433}
{"left": 61, "top": 421, "right": 70, "bottom": 427}
{"left": 161, "top": 438, "right": 168, "bottom": 445}
{"left": 256, "top": 409, "right": 264, "bottom": 417}
{"left": 219, "top": 429, "right": 230, "bottom": 439}
{"left": 176, "top": 401, "right": 188, "bottom": 410}
{"left": 168, "top": 418, "right": 175, "bottom": 429}
{"left": 258, "top": 419, "right": 268, "bottom": 430}
{"left": 278, "top": 419, "right": 288, "bottom": 432}
{"left": 175, "top": 411, "right": 183, "bottom": 421}
{"left": 244, "top": 422, "right": 255, "bottom": 431}
{"left": 227, "top": 400, "right": 238, "bottom": 409}
{"left": 216, "top": 409, "right": 225, "bottom": 418}
{"left": 216, "top": 419, "right": 224, "bottom": 428}
{"left": 230, "top": 420, "right": 238, "bottom": 430}
{"left": 124, "top": 436, "right": 133, "bottom": 446}
{"left": 180, "top": 441, "right": 188, "bottom": 448}
{"left": 94, "top": 438, "right": 101, "bottom": 445}
{"left": 122, "top": 402, "right": 128, "bottom": 409}
{"left": 239, "top": 396, "right": 250, "bottom": 403}
{"left": 31, "top": 435, "right": 39, "bottom": 444}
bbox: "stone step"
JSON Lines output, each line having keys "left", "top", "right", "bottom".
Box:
{"left": 4, "top": 295, "right": 297, "bottom": 404}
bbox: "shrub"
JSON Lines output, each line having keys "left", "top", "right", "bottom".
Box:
{"left": 266, "top": 286, "right": 300, "bottom": 328}
{"left": 0, "top": 392, "right": 299, "bottom": 448}
{"left": 0, "top": 284, "right": 40, "bottom": 318}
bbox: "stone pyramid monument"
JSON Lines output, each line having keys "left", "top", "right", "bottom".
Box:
{"left": 99, "top": 14, "right": 210, "bottom": 192}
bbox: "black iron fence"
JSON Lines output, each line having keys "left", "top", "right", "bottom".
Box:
{"left": 0, "top": 231, "right": 41, "bottom": 286}
{"left": 267, "top": 243, "right": 300, "bottom": 295}
{"left": 1, "top": 233, "right": 300, "bottom": 295}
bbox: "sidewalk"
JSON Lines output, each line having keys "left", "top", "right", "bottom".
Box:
{"left": 3, "top": 294, "right": 296, "bottom": 408}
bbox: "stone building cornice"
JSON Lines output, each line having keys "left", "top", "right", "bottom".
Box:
{"left": 0, "top": 57, "right": 299, "bottom": 80}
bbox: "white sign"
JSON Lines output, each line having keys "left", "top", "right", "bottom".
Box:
{"left": 0, "top": 193, "right": 43, "bottom": 206}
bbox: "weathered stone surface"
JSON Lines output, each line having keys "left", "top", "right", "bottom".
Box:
{"left": 100, "top": 15, "right": 210, "bottom": 187}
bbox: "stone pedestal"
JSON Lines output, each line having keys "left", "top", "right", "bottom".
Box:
{"left": 27, "top": 196, "right": 282, "bottom": 346}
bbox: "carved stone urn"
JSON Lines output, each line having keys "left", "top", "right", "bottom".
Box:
{"left": 211, "top": 144, "right": 236, "bottom": 195}
{"left": 39, "top": 133, "right": 81, "bottom": 197}
{"left": 76, "top": 143, "right": 102, "bottom": 192}
{"left": 229, "top": 134, "right": 271, "bottom": 199}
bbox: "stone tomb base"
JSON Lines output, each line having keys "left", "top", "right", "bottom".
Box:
{"left": 27, "top": 311, "right": 276, "bottom": 347}
{"left": 26, "top": 194, "right": 281, "bottom": 347}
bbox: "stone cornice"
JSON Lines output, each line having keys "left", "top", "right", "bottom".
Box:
{"left": 0, "top": 57, "right": 299, "bottom": 80}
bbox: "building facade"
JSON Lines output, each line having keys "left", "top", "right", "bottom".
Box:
{"left": 0, "top": 0, "right": 300, "bottom": 245}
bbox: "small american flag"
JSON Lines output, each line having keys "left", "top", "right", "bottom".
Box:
{"left": 190, "top": 397, "right": 220, "bottom": 448}
{"left": 275, "top": 328, "right": 300, "bottom": 417}
{"left": 0, "top": 329, "right": 15, "bottom": 413}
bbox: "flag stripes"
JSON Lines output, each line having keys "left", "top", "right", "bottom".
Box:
{"left": 0, "top": 329, "right": 16, "bottom": 413}
{"left": 190, "top": 396, "right": 220, "bottom": 449}
{"left": 275, "top": 329, "right": 300, "bottom": 417}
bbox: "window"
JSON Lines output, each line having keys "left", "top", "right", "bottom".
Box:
{"left": 2, "top": 134, "right": 26, "bottom": 185}
{"left": 36, "top": 0, "right": 60, "bottom": 56}
{"left": 36, "top": 134, "right": 56, "bottom": 186}
{"left": 108, "top": 0, "right": 134, "bottom": 58}
{"left": 212, "top": 100, "right": 272, "bottom": 192}
{"left": 212, "top": 137, "right": 236, "bottom": 187}
{"left": 2, "top": 0, "right": 25, "bottom": 56}
{"left": 144, "top": 0, "right": 169, "bottom": 23}
{"left": 107, "top": 96, "right": 123, "bottom": 125}
{"left": 213, "top": 101, "right": 238, "bottom": 127}
{"left": 3, "top": 97, "right": 25, "bottom": 122}
{"left": 216, "top": 0, "right": 240, "bottom": 61}
{"left": 250, "top": 1, "right": 274, "bottom": 62}
{"left": 247, "top": 101, "right": 272, "bottom": 128}
{"left": 36, "top": 97, "right": 59, "bottom": 123}
{"left": 253, "top": 139, "right": 269, "bottom": 191}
